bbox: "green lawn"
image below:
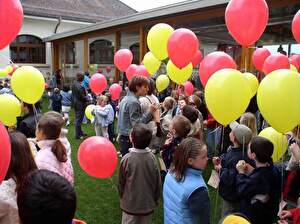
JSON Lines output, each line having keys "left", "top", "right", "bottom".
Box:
{"left": 42, "top": 99, "right": 221, "bottom": 224}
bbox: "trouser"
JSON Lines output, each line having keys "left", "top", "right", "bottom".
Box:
{"left": 75, "top": 109, "right": 84, "bottom": 138}
{"left": 122, "top": 212, "right": 152, "bottom": 224}
{"left": 95, "top": 125, "right": 108, "bottom": 138}
{"left": 62, "top": 106, "right": 71, "bottom": 125}
{"left": 119, "top": 135, "right": 132, "bottom": 157}
{"left": 108, "top": 122, "right": 115, "bottom": 142}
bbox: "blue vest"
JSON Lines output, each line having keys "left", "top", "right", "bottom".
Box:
{"left": 163, "top": 168, "right": 207, "bottom": 224}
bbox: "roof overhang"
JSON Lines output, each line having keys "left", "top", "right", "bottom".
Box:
{"left": 43, "top": 0, "right": 229, "bottom": 42}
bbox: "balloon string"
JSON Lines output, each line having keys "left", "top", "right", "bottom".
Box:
{"left": 244, "top": 47, "right": 248, "bottom": 72}
{"left": 280, "top": 135, "right": 285, "bottom": 202}
{"left": 32, "top": 104, "right": 39, "bottom": 126}
{"left": 109, "top": 177, "right": 118, "bottom": 193}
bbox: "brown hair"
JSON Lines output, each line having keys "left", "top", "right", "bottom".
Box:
{"left": 172, "top": 115, "right": 191, "bottom": 138}
{"left": 163, "top": 97, "right": 175, "bottom": 111}
{"left": 188, "top": 95, "right": 202, "bottom": 109}
{"left": 131, "top": 123, "right": 152, "bottom": 149}
{"left": 240, "top": 112, "right": 257, "bottom": 136}
{"left": 292, "top": 125, "right": 300, "bottom": 143}
{"left": 37, "top": 113, "right": 67, "bottom": 162}
{"left": 128, "top": 76, "right": 150, "bottom": 93}
{"left": 171, "top": 137, "right": 206, "bottom": 181}
{"left": 171, "top": 90, "right": 179, "bottom": 102}
{"left": 6, "top": 131, "right": 37, "bottom": 192}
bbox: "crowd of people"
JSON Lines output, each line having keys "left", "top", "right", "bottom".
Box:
{"left": 0, "top": 71, "right": 300, "bottom": 224}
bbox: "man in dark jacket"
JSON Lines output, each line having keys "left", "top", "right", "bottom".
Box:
{"left": 71, "top": 73, "right": 88, "bottom": 139}
{"left": 17, "top": 102, "right": 40, "bottom": 138}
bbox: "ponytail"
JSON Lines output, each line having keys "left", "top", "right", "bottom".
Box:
{"left": 52, "top": 139, "right": 67, "bottom": 162}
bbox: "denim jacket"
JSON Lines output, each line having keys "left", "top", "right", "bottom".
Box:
{"left": 117, "top": 91, "right": 153, "bottom": 136}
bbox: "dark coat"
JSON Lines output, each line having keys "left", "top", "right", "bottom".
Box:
{"left": 71, "top": 81, "right": 88, "bottom": 111}
{"left": 17, "top": 112, "right": 39, "bottom": 138}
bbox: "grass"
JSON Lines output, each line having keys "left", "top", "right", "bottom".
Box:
{"left": 42, "top": 98, "right": 221, "bottom": 224}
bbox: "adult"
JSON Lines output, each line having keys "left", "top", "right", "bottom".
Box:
{"left": 55, "top": 69, "right": 62, "bottom": 88}
{"left": 71, "top": 73, "right": 89, "bottom": 139}
{"left": 17, "top": 170, "right": 76, "bottom": 224}
{"left": 118, "top": 76, "right": 159, "bottom": 157}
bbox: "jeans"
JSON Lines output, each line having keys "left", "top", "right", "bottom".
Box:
{"left": 119, "top": 135, "right": 132, "bottom": 157}
{"left": 75, "top": 109, "right": 84, "bottom": 138}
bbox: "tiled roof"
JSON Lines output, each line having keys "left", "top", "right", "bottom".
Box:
{"left": 21, "top": 0, "right": 136, "bottom": 23}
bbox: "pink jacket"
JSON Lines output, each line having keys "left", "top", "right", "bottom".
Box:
{"left": 35, "top": 140, "right": 74, "bottom": 184}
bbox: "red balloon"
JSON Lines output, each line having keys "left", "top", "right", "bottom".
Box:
{"left": 167, "top": 28, "right": 199, "bottom": 68}
{"left": 289, "top": 58, "right": 300, "bottom": 71}
{"left": 78, "top": 137, "right": 118, "bottom": 179}
{"left": 184, "top": 81, "right": 194, "bottom": 97}
{"left": 136, "top": 65, "right": 150, "bottom": 78}
{"left": 89, "top": 73, "right": 107, "bottom": 95}
{"left": 109, "top": 83, "right": 122, "bottom": 100}
{"left": 191, "top": 50, "right": 203, "bottom": 68}
{"left": 0, "top": 122, "right": 11, "bottom": 184}
{"left": 263, "top": 53, "right": 290, "bottom": 75}
{"left": 0, "top": 0, "right": 23, "bottom": 50}
{"left": 97, "top": 68, "right": 103, "bottom": 74}
{"left": 126, "top": 64, "right": 138, "bottom": 81}
{"left": 199, "top": 51, "right": 237, "bottom": 86}
{"left": 292, "top": 10, "right": 300, "bottom": 43}
{"left": 290, "top": 54, "right": 300, "bottom": 68}
{"left": 252, "top": 48, "right": 271, "bottom": 72}
{"left": 114, "top": 49, "right": 133, "bottom": 72}
{"left": 225, "top": 0, "right": 269, "bottom": 47}
{"left": 44, "top": 83, "right": 49, "bottom": 89}
{"left": 106, "top": 66, "right": 112, "bottom": 73}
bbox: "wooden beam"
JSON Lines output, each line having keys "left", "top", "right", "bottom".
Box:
{"left": 241, "top": 46, "right": 255, "bottom": 72}
{"left": 52, "top": 43, "right": 59, "bottom": 73}
{"left": 114, "top": 31, "right": 121, "bottom": 82}
{"left": 139, "top": 25, "right": 147, "bottom": 63}
{"left": 83, "top": 37, "right": 88, "bottom": 73}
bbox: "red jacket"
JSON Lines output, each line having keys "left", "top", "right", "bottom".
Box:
{"left": 290, "top": 208, "right": 300, "bottom": 224}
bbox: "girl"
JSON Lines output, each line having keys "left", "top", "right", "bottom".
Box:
{"left": 49, "top": 88, "right": 62, "bottom": 113}
{"left": 92, "top": 95, "right": 114, "bottom": 138}
{"left": 35, "top": 113, "right": 74, "bottom": 184}
{"left": 163, "top": 137, "right": 210, "bottom": 224}
{"left": 0, "top": 131, "right": 37, "bottom": 224}
{"left": 60, "top": 84, "right": 72, "bottom": 126}
{"left": 239, "top": 112, "right": 257, "bottom": 136}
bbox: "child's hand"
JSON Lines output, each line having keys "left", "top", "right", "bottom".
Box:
{"left": 279, "top": 210, "right": 292, "bottom": 220}
{"left": 245, "top": 163, "right": 254, "bottom": 173}
{"left": 290, "top": 143, "right": 300, "bottom": 161}
{"left": 236, "top": 160, "right": 247, "bottom": 174}
{"left": 212, "top": 157, "right": 220, "bottom": 166}
{"left": 214, "top": 164, "right": 222, "bottom": 172}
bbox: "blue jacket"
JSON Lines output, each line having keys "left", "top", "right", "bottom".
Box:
{"left": 117, "top": 91, "right": 152, "bottom": 136}
{"left": 236, "top": 165, "right": 281, "bottom": 224}
{"left": 60, "top": 90, "right": 72, "bottom": 106}
{"left": 219, "top": 146, "right": 255, "bottom": 202}
{"left": 92, "top": 104, "right": 114, "bottom": 127}
{"left": 163, "top": 168, "right": 208, "bottom": 224}
{"left": 82, "top": 75, "right": 90, "bottom": 89}
{"left": 50, "top": 93, "right": 62, "bottom": 112}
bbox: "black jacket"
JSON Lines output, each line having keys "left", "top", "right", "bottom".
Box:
{"left": 219, "top": 146, "right": 255, "bottom": 202}
{"left": 17, "top": 112, "right": 39, "bottom": 138}
{"left": 71, "top": 81, "right": 88, "bottom": 111}
{"left": 236, "top": 166, "right": 281, "bottom": 224}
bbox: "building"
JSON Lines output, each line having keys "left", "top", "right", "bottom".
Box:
{"left": 0, "top": 0, "right": 135, "bottom": 76}
{"left": 43, "top": 0, "right": 300, "bottom": 84}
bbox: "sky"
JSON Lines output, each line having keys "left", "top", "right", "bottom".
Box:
{"left": 119, "top": 0, "right": 188, "bottom": 11}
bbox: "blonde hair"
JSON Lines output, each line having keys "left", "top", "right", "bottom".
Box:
{"left": 97, "top": 95, "right": 108, "bottom": 105}
{"left": 239, "top": 112, "right": 257, "bottom": 136}
{"left": 292, "top": 125, "right": 300, "bottom": 142}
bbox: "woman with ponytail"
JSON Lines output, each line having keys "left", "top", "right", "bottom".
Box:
{"left": 35, "top": 112, "right": 74, "bottom": 184}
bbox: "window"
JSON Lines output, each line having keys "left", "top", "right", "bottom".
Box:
{"left": 130, "top": 43, "right": 140, "bottom": 64}
{"left": 65, "top": 42, "right": 75, "bottom": 64}
{"left": 10, "top": 35, "right": 45, "bottom": 63}
{"left": 90, "top": 39, "right": 114, "bottom": 64}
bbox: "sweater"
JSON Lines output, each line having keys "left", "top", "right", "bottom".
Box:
{"left": 0, "top": 179, "right": 18, "bottom": 224}
{"left": 118, "top": 148, "right": 161, "bottom": 215}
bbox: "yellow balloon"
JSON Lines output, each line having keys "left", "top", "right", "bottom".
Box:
{"left": 244, "top": 72, "right": 259, "bottom": 98}
{"left": 11, "top": 66, "right": 45, "bottom": 104}
{"left": 259, "top": 127, "right": 288, "bottom": 162}
{"left": 167, "top": 61, "right": 193, "bottom": 85}
{"left": 147, "top": 23, "right": 174, "bottom": 60}
{"left": 5, "top": 65, "right": 13, "bottom": 74}
{"left": 223, "top": 215, "right": 250, "bottom": 224}
{"left": 0, "top": 94, "right": 21, "bottom": 126}
{"left": 143, "top": 52, "right": 161, "bottom": 76}
{"left": 205, "top": 69, "right": 251, "bottom": 126}
{"left": 156, "top": 75, "right": 170, "bottom": 92}
{"left": 85, "top": 104, "right": 96, "bottom": 120}
{"left": 0, "top": 69, "right": 7, "bottom": 77}
{"left": 257, "top": 69, "right": 300, "bottom": 133}
{"left": 290, "top": 64, "right": 299, "bottom": 73}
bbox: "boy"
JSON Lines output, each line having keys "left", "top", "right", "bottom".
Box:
{"left": 236, "top": 136, "right": 281, "bottom": 224}
{"left": 160, "top": 115, "right": 191, "bottom": 169}
{"left": 118, "top": 123, "right": 161, "bottom": 224}
{"left": 213, "top": 122, "right": 253, "bottom": 216}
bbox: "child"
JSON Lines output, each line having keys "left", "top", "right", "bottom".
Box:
{"left": 213, "top": 122, "right": 253, "bottom": 216}
{"left": 60, "top": 84, "right": 72, "bottom": 126}
{"left": 163, "top": 137, "right": 210, "bottom": 224}
{"left": 0, "top": 131, "right": 37, "bottom": 224}
{"left": 279, "top": 207, "right": 300, "bottom": 224}
{"left": 160, "top": 96, "right": 175, "bottom": 137}
{"left": 35, "top": 113, "right": 74, "bottom": 184}
{"left": 118, "top": 123, "right": 161, "bottom": 224}
{"left": 92, "top": 95, "right": 114, "bottom": 138}
{"left": 236, "top": 136, "right": 281, "bottom": 224}
{"left": 182, "top": 105, "right": 203, "bottom": 140}
{"left": 239, "top": 112, "right": 257, "bottom": 136}
{"left": 161, "top": 115, "right": 191, "bottom": 169}
{"left": 49, "top": 88, "right": 62, "bottom": 113}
